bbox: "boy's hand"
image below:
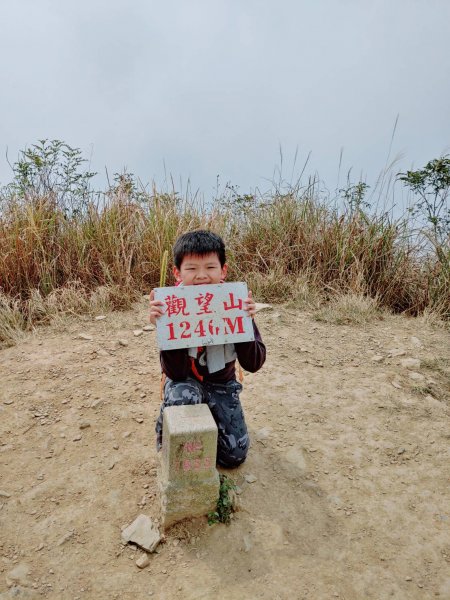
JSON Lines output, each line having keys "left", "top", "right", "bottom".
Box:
{"left": 149, "top": 289, "right": 165, "bottom": 325}
{"left": 244, "top": 290, "right": 256, "bottom": 319}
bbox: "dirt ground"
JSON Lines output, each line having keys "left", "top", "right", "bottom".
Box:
{"left": 1, "top": 298, "right": 449, "bottom": 600}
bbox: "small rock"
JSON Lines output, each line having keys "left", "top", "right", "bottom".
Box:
{"left": 108, "top": 461, "right": 116, "bottom": 470}
{"left": 0, "top": 490, "right": 11, "bottom": 498}
{"left": 244, "top": 474, "right": 257, "bottom": 484}
{"left": 140, "top": 393, "right": 146, "bottom": 399}
{"left": 78, "top": 334, "right": 93, "bottom": 341}
{"left": 135, "top": 417, "right": 144, "bottom": 424}
{"left": 143, "top": 325, "right": 155, "bottom": 332}
{"left": 391, "top": 380, "right": 402, "bottom": 389}
{"left": 57, "top": 531, "right": 74, "bottom": 546}
{"left": 397, "top": 448, "right": 406, "bottom": 455}
{"left": 121, "top": 514, "right": 161, "bottom": 552}
{"left": 136, "top": 553, "right": 151, "bottom": 569}
{"left": 118, "top": 339, "right": 128, "bottom": 347}
{"left": 133, "top": 329, "right": 144, "bottom": 337}
{"left": 113, "top": 443, "right": 119, "bottom": 450}
{"left": 3, "top": 399, "right": 14, "bottom": 405}
{"left": 410, "top": 336, "right": 422, "bottom": 347}
{"left": 79, "top": 421, "right": 91, "bottom": 430}
{"left": 388, "top": 348, "right": 406, "bottom": 357}
{"left": 400, "top": 358, "right": 421, "bottom": 370}
{"left": 95, "top": 315, "right": 106, "bottom": 321}
{"left": 72, "top": 435, "right": 82, "bottom": 442}
{"left": 371, "top": 355, "right": 384, "bottom": 363}
{"left": 405, "top": 576, "right": 412, "bottom": 581}
{"left": 123, "top": 431, "right": 132, "bottom": 438}
{"left": 91, "top": 399, "right": 102, "bottom": 409}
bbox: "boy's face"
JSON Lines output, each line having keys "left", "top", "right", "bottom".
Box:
{"left": 173, "top": 253, "right": 227, "bottom": 286}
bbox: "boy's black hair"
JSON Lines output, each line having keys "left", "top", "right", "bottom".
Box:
{"left": 173, "top": 230, "right": 226, "bottom": 268}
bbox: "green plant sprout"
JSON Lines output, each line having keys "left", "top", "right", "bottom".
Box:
{"left": 208, "top": 474, "right": 236, "bottom": 525}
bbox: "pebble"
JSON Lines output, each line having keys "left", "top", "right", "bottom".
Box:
{"left": 135, "top": 417, "right": 144, "bottom": 424}
{"left": 0, "top": 490, "right": 11, "bottom": 498}
{"left": 78, "top": 333, "right": 93, "bottom": 341}
{"left": 410, "top": 336, "right": 422, "bottom": 347}
{"left": 79, "top": 421, "right": 91, "bottom": 430}
{"left": 95, "top": 315, "right": 106, "bottom": 321}
{"left": 123, "top": 431, "right": 132, "bottom": 438}
{"left": 136, "top": 553, "right": 151, "bottom": 569}
{"left": 108, "top": 461, "right": 116, "bottom": 470}
{"left": 91, "top": 399, "right": 103, "bottom": 409}
{"left": 133, "top": 329, "right": 144, "bottom": 337}
{"left": 244, "top": 474, "right": 257, "bottom": 483}
{"left": 3, "top": 399, "right": 14, "bottom": 405}
{"left": 118, "top": 339, "right": 128, "bottom": 347}
{"left": 143, "top": 325, "right": 155, "bottom": 332}
{"left": 405, "top": 576, "right": 412, "bottom": 581}
{"left": 113, "top": 443, "right": 119, "bottom": 450}
{"left": 73, "top": 434, "right": 82, "bottom": 442}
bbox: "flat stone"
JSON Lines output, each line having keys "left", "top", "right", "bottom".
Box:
{"left": 133, "top": 329, "right": 143, "bottom": 337}
{"left": 79, "top": 421, "right": 91, "bottom": 430}
{"left": 143, "top": 325, "right": 155, "bottom": 332}
{"left": 244, "top": 473, "right": 258, "bottom": 483}
{"left": 371, "top": 355, "right": 384, "bottom": 362}
{"left": 78, "top": 334, "right": 93, "bottom": 341}
{"left": 401, "top": 358, "right": 421, "bottom": 370}
{"left": 121, "top": 515, "right": 161, "bottom": 552}
{"left": 388, "top": 348, "right": 406, "bottom": 357}
{"left": 3, "top": 399, "right": 14, "bottom": 405}
{"left": 95, "top": 315, "right": 106, "bottom": 321}
{"left": 118, "top": 339, "right": 128, "bottom": 347}
{"left": 0, "top": 490, "right": 11, "bottom": 498}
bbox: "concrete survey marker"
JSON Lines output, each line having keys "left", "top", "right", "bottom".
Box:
{"left": 159, "top": 404, "right": 220, "bottom": 529}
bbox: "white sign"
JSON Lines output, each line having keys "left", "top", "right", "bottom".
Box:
{"left": 154, "top": 282, "right": 254, "bottom": 351}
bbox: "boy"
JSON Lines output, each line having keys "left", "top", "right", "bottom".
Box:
{"left": 149, "top": 230, "right": 266, "bottom": 468}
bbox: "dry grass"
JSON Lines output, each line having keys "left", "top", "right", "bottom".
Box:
{"left": 0, "top": 183, "right": 448, "bottom": 345}
{"left": 0, "top": 293, "right": 27, "bottom": 347}
{"left": 314, "top": 293, "right": 382, "bottom": 325}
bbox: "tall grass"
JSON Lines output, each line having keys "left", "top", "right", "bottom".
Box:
{"left": 0, "top": 179, "right": 448, "bottom": 345}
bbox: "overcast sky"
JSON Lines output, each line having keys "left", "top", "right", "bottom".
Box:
{"left": 1, "top": 0, "right": 449, "bottom": 200}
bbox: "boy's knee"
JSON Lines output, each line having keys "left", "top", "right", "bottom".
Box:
{"left": 216, "top": 433, "right": 250, "bottom": 469}
{"left": 164, "top": 379, "right": 203, "bottom": 406}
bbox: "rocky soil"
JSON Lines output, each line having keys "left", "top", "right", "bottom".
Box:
{"left": 1, "top": 299, "right": 449, "bottom": 600}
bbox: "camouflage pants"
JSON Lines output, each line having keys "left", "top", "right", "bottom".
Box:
{"left": 155, "top": 377, "right": 250, "bottom": 468}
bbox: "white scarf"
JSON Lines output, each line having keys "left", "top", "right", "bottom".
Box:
{"left": 187, "top": 344, "right": 237, "bottom": 373}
